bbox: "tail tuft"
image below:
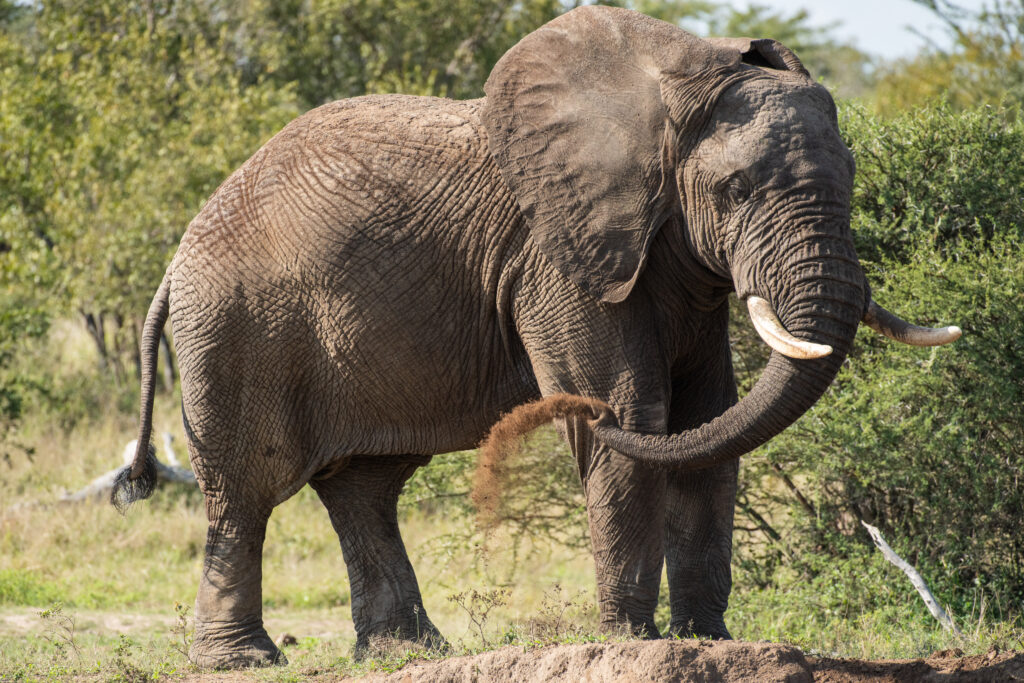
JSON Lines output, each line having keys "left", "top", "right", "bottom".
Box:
{"left": 110, "top": 442, "right": 158, "bottom": 514}
{"left": 472, "top": 394, "right": 613, "bottom": 527}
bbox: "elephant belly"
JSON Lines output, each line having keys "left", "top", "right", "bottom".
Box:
{"left": 171, "top": 263, "right": 538, "bottom": 494}
{"left": 304, "top": 264, "right": 539, "bottom": 457}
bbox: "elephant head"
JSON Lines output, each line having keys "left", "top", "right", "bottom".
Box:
{"left": 483, "top": 6, "right": 959, "bottom": 467}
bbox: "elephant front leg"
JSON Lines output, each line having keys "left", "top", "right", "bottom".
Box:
{"left": 664, "top": 339, "right": 740, "bottom": 640}
{"left": 567, "top": 415, "right": 666, "bottom": 637}
{"left": 664, "top": 459, "right": 737, "bottom": 640}
{"left": 513, "top": 270, "right": 671, "bottom": 637}
{"left": 190, "top": 513, "right": 284, "bottom": 669}
{"left": 312, "top": 455, "right": 444, "bottom": 657}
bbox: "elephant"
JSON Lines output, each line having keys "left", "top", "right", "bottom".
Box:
{"left": 111, "top": 5, "right": 960, "bottom": 669}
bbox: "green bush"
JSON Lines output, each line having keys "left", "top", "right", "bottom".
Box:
{"left": 841, "top": 101, "right": 1024, "bottom": 262}
{"left": 733, "top": 102, "right": 1024, "bottom": 621}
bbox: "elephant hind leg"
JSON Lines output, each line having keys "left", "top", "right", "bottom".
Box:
{"left": 311, "top": 454, "right": 444, "bottom": 658}
{"left": 190, "top": 508, "right": 285, "bottom": 668}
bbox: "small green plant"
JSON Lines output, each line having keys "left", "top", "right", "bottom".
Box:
{"left": 448, "top": 588, "right": 511, "bottom": 648}
{"left": 38, "top": 602, "right": 80, "bottom": 662}
{"left": 1, "top": 568, "right": 63, "bottom": 606}
{"left": 112, "top": 634, "right": 147, "bottom": 683}
{"left": 528, "top": 584, "right": 593, "bottom": 641}
{"left": 171, "top": 601, "right": 193, "bottom": 659}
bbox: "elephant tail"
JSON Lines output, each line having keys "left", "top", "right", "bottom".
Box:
{"left": 111, "top": 274, "right": 171, "bottom": 514}
{"left": 472, "top": 394, "right": 612, "bottom": 527}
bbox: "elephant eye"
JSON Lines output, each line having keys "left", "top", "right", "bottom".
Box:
{"left": 716, "top": 173, "right": 751, "bottom": 211}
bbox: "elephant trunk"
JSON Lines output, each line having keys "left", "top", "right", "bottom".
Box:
{"left": 592, "top": 241, "right": 863, "bottom": 470}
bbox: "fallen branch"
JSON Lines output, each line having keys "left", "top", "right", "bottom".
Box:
{"left": 861, "top": 520, "right": 963, "bottom": 636}
{"left": 60, "top": 432, "right": 197, "bottom": 503}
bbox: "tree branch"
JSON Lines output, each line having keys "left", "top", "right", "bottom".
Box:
{"left": 771, "top": 462, "right": 817, "bottom": 518}
{"left": 861, "top": 520, "right": 963, "bottom": 635}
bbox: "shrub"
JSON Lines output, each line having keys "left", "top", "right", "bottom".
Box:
{"left": 0, "top": 570, "right": 64, "bottom": 606}
{"left": 841, "top": 101, "right": 1024, "bottom": 262}
{"left": 732, "top": 102, "right": 1024, "bottom": 619}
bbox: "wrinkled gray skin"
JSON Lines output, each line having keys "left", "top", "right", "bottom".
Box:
{"left": 124, "top": 7, "right": 873, "bottom": 669}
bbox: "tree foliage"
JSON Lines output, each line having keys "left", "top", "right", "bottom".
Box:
{"left": 611, "top": 1, "right": 876, "bottom": 98}
{"left": 874, "top": 1, "right": 1024, "bottom": 113}
{"left": 0, "top": 0, "right": 563, "bottom": 431}
{"left": 1, "top": 0, "right": 300, "bottom": 366}
{"left": 845, "top": 102, "right": 1024, "bottom": 262}
{"left": 707, "top": 4, "right": 874, "bottom": 99}
{"left": 732, "top": 102, "right": 1024, "bottom": 614}
{"left": 231, "top": 0, "right": 566, "bottom": 105}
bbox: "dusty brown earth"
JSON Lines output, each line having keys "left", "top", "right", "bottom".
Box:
{"left": 342, "top": 640, "right": 1023, "bottom": 683}
{"left": 5, "top": 609, "right": 1020, "bottom": 681}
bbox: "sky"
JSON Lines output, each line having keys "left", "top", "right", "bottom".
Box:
{"left": 723, "top": 0, "right": 991, "bottom": 58}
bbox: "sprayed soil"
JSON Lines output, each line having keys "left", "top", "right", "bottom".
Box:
{"left": 342, "top": 640, "right": 1023, "bottom": 683}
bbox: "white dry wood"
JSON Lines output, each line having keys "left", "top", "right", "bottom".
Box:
{"left": 59, "top": 432, "right": 197, "bottom": 503}
{"left": 861, "top": 520, "right": 963, "bottom": 636}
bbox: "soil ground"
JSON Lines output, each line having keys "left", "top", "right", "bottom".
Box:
{"left": 165, "top": 640, "right": 1024, "bottom": 682}
{"left": 344, "top": 640, "right": 1022, "bottom": 682}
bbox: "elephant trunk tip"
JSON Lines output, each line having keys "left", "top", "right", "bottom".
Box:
{"left": 110, "top": 442, "right": 158, "bottom": 514}
{"left": 472, "top": 394, "right": 612, "bottom": 526}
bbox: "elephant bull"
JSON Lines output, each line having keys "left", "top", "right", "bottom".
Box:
{"left": 112, "top": 6, "right": 958, "bottom": 669}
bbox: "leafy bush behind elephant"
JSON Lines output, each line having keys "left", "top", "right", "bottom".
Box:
{"left": 731, "top": 102, "right": 1024, "bottom": 614}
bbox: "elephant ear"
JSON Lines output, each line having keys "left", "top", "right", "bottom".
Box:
{"left": 704, "top": 37, "right": 809, "bottom": 76}
{"left": 483, "top": 6, "right": 737, "bottom": 303}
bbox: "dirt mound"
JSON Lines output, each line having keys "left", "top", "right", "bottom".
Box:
{"left": 358, "top": 639, "right": 810, "bottom": 682}
{"left": 353, "top": 640, "right": 1024, "bottom": 683}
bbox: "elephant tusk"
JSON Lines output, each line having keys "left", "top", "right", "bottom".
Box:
{"left": 862, "top": 300, "right": 962, "bottom": 346}
{"left": 746, "top": 296, "right": 833, "bottom": 359}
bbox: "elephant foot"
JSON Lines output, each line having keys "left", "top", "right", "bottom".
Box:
{"left": 668, "top": 619, "right": 732, "bottom": 641}
{"left": 353, "top": 613, "right": 448, "bottom": 660}
{"left": 190, "top": 618, "right": 286, "bottom": 669}
{"left": 599, "top": 616, "right": 661, "bottom": 640}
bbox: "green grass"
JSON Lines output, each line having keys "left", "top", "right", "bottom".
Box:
{"left": 728, "top": 573, "right": 1024, "bottom": 660}
{"left": 0, "top": 571, "right": 64, "bottom": 607}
